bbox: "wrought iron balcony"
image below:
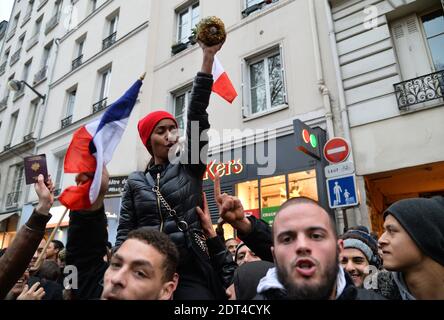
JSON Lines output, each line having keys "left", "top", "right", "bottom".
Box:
{"left": 10, "top": 49, "right": 21, "bottom": 66}
{"left": 242, "top": 0, "right": 277, "bottom": 17}
{"left": 23, "top": 132, "right": 34, "bottom": 141}
{"left": 6, "top": 26, "right": 16, "bottom": 41}
{"left": 102, "top": 32, "right": 117, "bottom": 50}
{"left": 34, "top": 65, "right": 48, "bottom": 84}
{"left": 4, "top": 143, "right": 11, "bottom": 151}
{"left": 72, "top": 55, "right": 83, "bottom": 70}
{"left": 6, "top": 191, "right": 21, "bottom": 209}
{"left": 92, "top": 98, "right": 108, "bottom": 114}
{"left": 45, "top": 13, "right": 59, "bottom": 34}
{"left": 0, "top": 61, "right": 6, "bottom": 76}
{"left": 61, "top": 115, "right": 73, "bottom": 128}
{"left": 394, "top": 70, "right": 444, "bottom": 109}
{"left": 22, "top": 11, "right": 32, "bottom": 26}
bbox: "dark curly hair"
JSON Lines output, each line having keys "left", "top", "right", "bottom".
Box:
{"left": 127, "top": 228, "right": 179, "bottom": 282}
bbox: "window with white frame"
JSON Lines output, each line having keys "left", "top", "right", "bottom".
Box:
{"left": 89, "top": 0, "right": 97, "bottom": 14}
{"left": 10, "top": 165, "right": 24, "bottom": 197}
{"left": 172, "top": 86, "right": 192, "bottom": 131}
{"left": 23, "top": 59, "right": 32, "bottom": 83}
{"left": 7, "top": 111, "right": 19, "bottom": 145}
{"left": 77, "top": 37, "right": 85, "bottom": 58}
{"left": 177, "top": 2, "right": 199, "bottom": 44}
{"left": 41, "top": 41, "right": 52, "bottom": 67}
{"left": 108, "top": 14, "right": 118, "bottom": 36}
{"left": 246, "top": 48, "right": 286, "bottom": 115}
{"left": 54, "top": 153, "right": 65, "bottom": 193}
{"left": 98, "top": 67, "right": 112, "bottom": 101}
{"left": 53, "top": 0, "right": 63, "bottom": 18}
{"left": 391, "top": 9, "right": 444, "bottom": 80}
{"left": 65, "top": 88, "right": 76, "bottom": 117}
{"left": 34, "top": 15, "right": 43, "bottom": 36}
{"left": 26, "top": 100, "right": 38, "bottom": 135}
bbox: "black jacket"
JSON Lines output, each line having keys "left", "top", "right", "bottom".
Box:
{"left": 238, "top": 215, "right": 274, "bottom": 263}
{"left": 116, "top": 72, "right": 213, "bottom": 258}
{"left": 66, "top": 207, "right": 108, "bottom": 300}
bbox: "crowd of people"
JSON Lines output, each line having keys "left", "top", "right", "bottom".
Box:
{"left": 0, "top": 40, "right": 443, "bottom": 301}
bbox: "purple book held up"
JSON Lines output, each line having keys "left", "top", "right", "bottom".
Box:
{"left": 24, "top": 154, "right": 48, "bottom": 185}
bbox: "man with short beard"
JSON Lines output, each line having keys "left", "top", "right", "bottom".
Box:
{"left": 217, "top": 192, "right": 384, "bottom": 300}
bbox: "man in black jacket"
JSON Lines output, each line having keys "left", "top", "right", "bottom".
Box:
{"left": 215, "top": 178, "right": 384, "bottom": 300}
{"left": 66, "top": 169, "right": 179, "bottom": 300}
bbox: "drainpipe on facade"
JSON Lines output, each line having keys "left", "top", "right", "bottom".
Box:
{"left": 309, "top": 0, "right": 335, "bottom": 138}
{"left": 324, "top": 0, "right": 369, "bottom": 232}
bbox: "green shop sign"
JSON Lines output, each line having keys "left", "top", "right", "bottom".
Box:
{"left": 261, "top": 206, "right": 280, "bottom": 226}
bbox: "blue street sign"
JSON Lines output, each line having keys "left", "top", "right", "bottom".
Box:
{"left": 326, "top": 174, "right": 359, "bottom": 209}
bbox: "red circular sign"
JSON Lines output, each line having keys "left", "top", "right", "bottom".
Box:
{"left": 323, "top": 137, "right": 350, "bottom": 163}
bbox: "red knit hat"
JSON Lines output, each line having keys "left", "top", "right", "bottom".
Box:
{"left": 137, "top": 111, "right": 178, "bottom": 153}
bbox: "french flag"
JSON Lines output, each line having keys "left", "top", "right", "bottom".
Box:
{"left": 212, "top": 56, "right": 237, "bottom": 103}
{"left": 59, "top": 79, "right": 143, "bottom": 210}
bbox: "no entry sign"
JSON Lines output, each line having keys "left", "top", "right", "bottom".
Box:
{"left": 323, "top": 137, "right": 350, "bottom": 163}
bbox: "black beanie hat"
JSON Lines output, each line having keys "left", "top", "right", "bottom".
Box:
{"left": 383, "top": 196, "right": 444, "bottom": 266}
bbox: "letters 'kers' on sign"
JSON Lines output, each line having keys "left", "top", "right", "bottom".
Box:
{"left": 323, "top": 137, "right": 350, "bottom": 164}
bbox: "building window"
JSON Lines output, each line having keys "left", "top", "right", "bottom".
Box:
{"left": 89, "top": 0, "right": 97, "bottom": 14}
{"left": 235, "top": 169, "right": 318, "bottom": 225}
{"left": 99, "top": 67, "right": 111, "bottom": 101}
{"left": 242, "top": 0, "right": 278, "bottom": 17}
{"left": 246, "top": 48, "right": 286, "bottom": 116}
{"left": 422, "top": 9, "right": 444, "bottom": 71}
{"left": 6, "top": 111, "right": 19, "bottom": 146}
{"left": 172, "top": 87, "right": 192, "bottom": 131}
{"left": 23, "top": 59, "right": 32, "bottom": 83}
{"left": 66, "top": 89, "right": 76, "bottom": 117}
{"left": 6, "top": 165, "right": 24, "bottom": 208}
{"left": 103, "top": 12, "right": 118, "bottom": 50}
{"left": 26, "top": 100, "right": 38, "bottom": 136}
{"left": 42, "top": 41, "right": 52, "bottom": 67}
{"left": 54, "top": 154, "right": 65, "bottom": 194}
{"left": 177, "top": 2, "right": 199, "bottom": 44}
{"left": 72, "top": 35, "right": 85, "bottom": 69}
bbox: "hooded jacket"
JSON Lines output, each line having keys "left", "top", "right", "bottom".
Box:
{"left": 254, "top": 267, "right": 385, "bottom": 300}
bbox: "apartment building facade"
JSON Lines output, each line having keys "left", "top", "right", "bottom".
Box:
{"left": 0, "top": 0, "right": 151, "bottom": 246}
{"left": 330, "top": 0, "right": 444, "bottom": 234}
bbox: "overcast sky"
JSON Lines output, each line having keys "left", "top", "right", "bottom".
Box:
{"left": 0, "top": 0, "right": 15, "bottom": 22}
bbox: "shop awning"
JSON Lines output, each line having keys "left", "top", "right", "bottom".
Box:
{"left": 0, "top": 212, "right": 17, "bottom": 223}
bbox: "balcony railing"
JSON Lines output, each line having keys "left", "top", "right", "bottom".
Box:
{"left": 34, "top": 65, "right": 48, "bottom": 84}
{"left": 102, "top": 32, "right": 117, "bottom": 50}
{"left": 92, "top": 98, "right": 108, "bottom": 114}
{"left": 61, "top": 115, "right": 73, "bottom": 128}
{"left": 10, "top": 49, "right": 21, "bottom": 66}
{"left": 242, "top": 0, "right": 277, "bottom": 17}
{"left": 394, "top": 70, "right": 444, "bottom": 109}
{"left": 72, "top": 55, "right": 83, "bottom": 70}
{"left": 23, "top": 132, "right": 34, "bottom": 141}
{"left": 22, "top": 11, "right": 32, "bottom": 26}
{"left": 0, "top": 61, "right": 6, "bottom": 76}
{"left": 45, "top": 13, "right": 59, "bottom": 34}
{"left": 6, "top": 26, "right": 16, "bottom": 41}
{"left": 4, "top": 143, "right": 11, "bottom": 151}
{"left": 27, "top": 33, "right": 39, "bottom": 50}
{"left": 6, "top": 191, "right": 21, "bottom": 209}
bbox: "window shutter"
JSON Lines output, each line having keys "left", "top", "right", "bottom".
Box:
{"left": 279, "top": 43, "right": 288, "bottom": 104}
{"left": 391, "top": 14, "right": 432, "bottom": 79}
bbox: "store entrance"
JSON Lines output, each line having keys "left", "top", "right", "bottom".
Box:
{"left": 365, "top": 161, "right": 444, "bottom": 235}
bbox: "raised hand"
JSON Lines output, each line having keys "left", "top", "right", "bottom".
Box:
{"left": 199, "top": 40, "right": 224, "bottom": 74}
{"left": 196, "top": 192, "right": 217, "bottom": 239}
{"left": 213, "top": 173, "right": 252, "bottom": 234}
{"left": 35, "top": 174, "right": 55, "bottom": 215}
{"left": 17, "top": 282, "right": 45, "bottom": 300}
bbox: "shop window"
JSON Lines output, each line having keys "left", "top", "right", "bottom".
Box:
{"left": 236, "top": 180, "right": 259, "bottom": 218}
{"left": 288, "top": 169, "right": 318, "bottom": 201}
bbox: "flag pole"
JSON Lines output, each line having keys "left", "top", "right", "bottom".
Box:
{"left": 34, "top": 207, "right": 69, "bottom": 271}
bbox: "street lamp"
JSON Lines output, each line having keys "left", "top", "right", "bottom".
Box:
{"left": 7, "top": 79, "right": 46, "bottom": 102}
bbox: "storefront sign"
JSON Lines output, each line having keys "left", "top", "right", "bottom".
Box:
{"left": 324, "top": 161, "right": 354, "bottom": 178}
{"left": 203, "top": 159, "right": 244, "bottom": 181}
{"left": 107, "top": 176, "right": 128, "bottom": 195}
{"left": 261, "top": 206, "right": 280, "bottom": 226}
{"left": 244, "top": 208, "right": 260, "bottom": 219}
